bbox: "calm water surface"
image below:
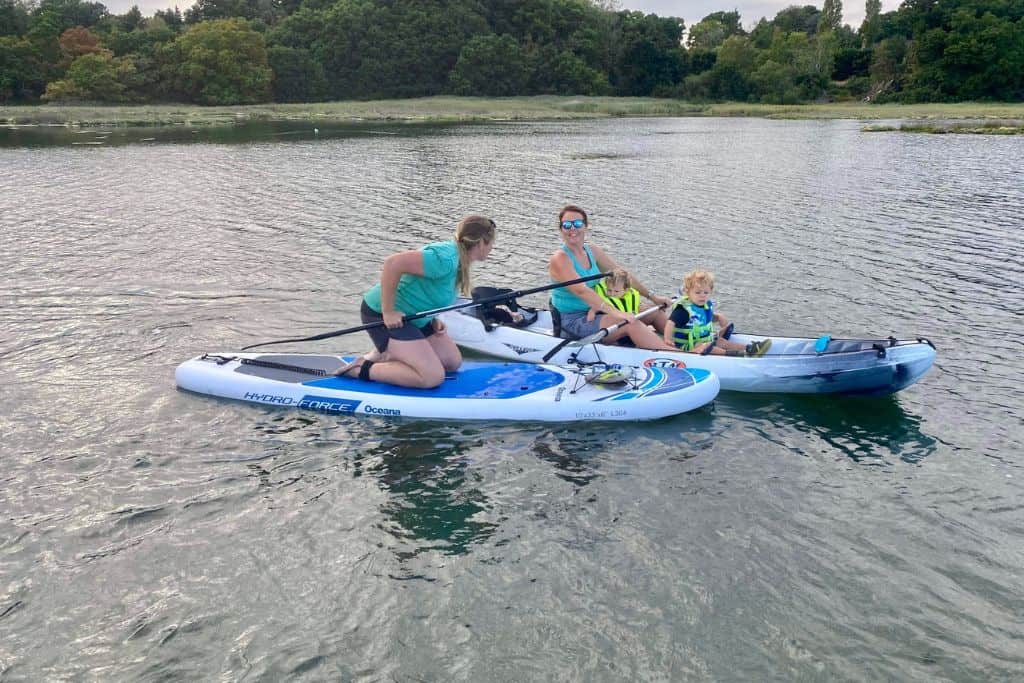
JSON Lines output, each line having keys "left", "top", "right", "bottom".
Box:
{"left": 1, "top": 118, "right": 1022, "bottom": 680}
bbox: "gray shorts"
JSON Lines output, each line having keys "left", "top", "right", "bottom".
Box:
{"left": 558, "top": 310, "right": 605, "bottom": 339}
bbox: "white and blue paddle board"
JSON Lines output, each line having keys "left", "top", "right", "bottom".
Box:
{"left": 175, "top": 353, "right": 720, "bottom": 422}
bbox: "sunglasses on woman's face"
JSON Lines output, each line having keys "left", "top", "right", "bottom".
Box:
{"left": 560, "top": 219, "right": 586, "bottom": 230}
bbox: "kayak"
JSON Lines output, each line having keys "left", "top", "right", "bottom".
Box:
{"left": 175, "top": 353, "right": 720, "bottom": 422}
{"left": 439, "top": 306, "right": 936, "bottom": 395}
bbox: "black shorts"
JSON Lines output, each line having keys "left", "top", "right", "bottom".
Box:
{"left": 361, "top": 300, "right": 436, "bottom": 353}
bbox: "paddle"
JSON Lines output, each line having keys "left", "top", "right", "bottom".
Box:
{"left": 241, "top": 271, "right": 610, "bottom": 351}
{"left": 541, "top": 301, "right": 669, "bottom": 362}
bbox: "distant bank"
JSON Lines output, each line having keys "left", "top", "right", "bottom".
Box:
{"left": 2, "top": 97, "right": 1022, "bottom": 132}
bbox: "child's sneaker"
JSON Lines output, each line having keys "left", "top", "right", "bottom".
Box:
{"left": 746, "top": 339, "right": 773, "bottom": 357}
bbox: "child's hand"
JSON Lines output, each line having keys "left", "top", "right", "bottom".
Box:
{"left": 693, "top": 341, "right": 711, "bottom": 354}
{"left": 586, "top": 309, "right": 596, "bottom": 322}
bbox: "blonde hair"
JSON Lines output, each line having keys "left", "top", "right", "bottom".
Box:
{"left": 683, "top": 269, "right": 715, "bottom": 294}
{"left": 605, "top": 268, "right": 631, "bottom": 290}
{"left": 455, "top": 215, "right": 496, "bottom": 296}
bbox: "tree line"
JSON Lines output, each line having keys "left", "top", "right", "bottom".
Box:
{"left": 1, "top": 0, "right": 1021, "bottom": 105}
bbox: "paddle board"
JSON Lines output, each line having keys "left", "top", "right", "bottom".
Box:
{"left": 175, "top": 353, "right": 720, "bottom": 422}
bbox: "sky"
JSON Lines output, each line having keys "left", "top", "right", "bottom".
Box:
{"left": 102, "top": 0, "right": 903, "bottom": 34}
{"left": 617, "top": 0, "right": 902, "bottom": 30}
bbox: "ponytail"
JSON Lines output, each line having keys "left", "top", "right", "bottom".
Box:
{"left": 454, "top": 215, "right": 496, "bottom": 296}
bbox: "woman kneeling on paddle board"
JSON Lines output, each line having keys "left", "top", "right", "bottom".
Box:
{"left": 337, "top": 215, "right": 496, "bottom": 388}
{"left": 549, "top": 205, "right": 676, "bottom": 351}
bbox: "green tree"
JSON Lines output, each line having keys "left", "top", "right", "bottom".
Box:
{"left": 609, "top": 10, "right": 685, "bottom": 96}
{"left": 904, "top": 7, "right": 1024, "bottom": 101}
{"left": 185, "top": 0, "right": 257, "bottom": 24}
{"left": 709, "top": 34, "right": 756, "bottom": 100}
{"left": 530, "top": 45, "right": 610, "bottom": 94}
{"left": 753, "top": 29, "right": 832, "bottom": 101}
{"left": 120, "top": 5, "right": 143, "bottom": 32}
{"left": 0, "top": 35, "right": 47, "bottom": 100}
{"left": 832, "top": 45, "right": 871, "bottom": 79}
{"left": 153, "top": 6, "right": 184, "bottom": 32}
{"left": 266, "top": 7, "right": 325, "bottom": 49}
{"left": 30, "top": 0, "right": 108, "bottom": 34}
{"left": 318, "top": 0, "right": 488, "bottom": 99}
{"left": 820, "top": 0, "right": 843, "bottom": 32}
{"left": 1, "top": 0, "right": 29, "bottom": 36}
{"left": 772, "top": 5, "right": 822, "bottom": 35}
{"left": 749, "top": 17, "right": 774, "bottom": 48}
{"left": 449, "top": 34, "right": 528, "bottom": 96}
{"left": 162, "top": 17, "right": 272, "bottom": 104}
{"left": 42, "top": 50, "right": 134, "bottom": 100}
{"left": 267, "top": 44, "right": 327, "bottom": 101}
{"left": 860, "top": 0, "right": 882, "bottom": 45}
{"left": 103, "top": 17, "right": 176, "bottom": 57}
{"left": 867, "top": 35, "right": 907, "bottom": 100}
{"left": 688, "top": 9, "right": 745, "bottom": 48}
{"left": 687, "top": 10, "right": 743, "bottom": 49}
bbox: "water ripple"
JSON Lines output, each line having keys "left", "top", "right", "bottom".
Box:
{"left": 1, "top": 118, "right": 1021, "bottom": 679}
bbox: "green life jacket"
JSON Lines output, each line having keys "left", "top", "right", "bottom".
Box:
{"left": 671, "top": 297, "right": 714, "bottom": 351}
{"left": 595, "top": 281, "right": 640, "bottom": 314}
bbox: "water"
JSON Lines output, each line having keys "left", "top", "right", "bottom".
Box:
{"left": 1, "top": 118, "right": 1022, "bottom": 680}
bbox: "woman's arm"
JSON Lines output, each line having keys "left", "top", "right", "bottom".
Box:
{"left": 379, "top": 250, "right": 424, "bottom": 328}
{"left": 548, "top": 250, "right": 631, "bottom": 321}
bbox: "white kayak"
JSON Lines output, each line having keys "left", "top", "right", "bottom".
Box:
{"left": 175, "top": 353, "right": 720, "bottom": 422}
{"left": 439, "top": 306, "right": 936, "bottom": 395}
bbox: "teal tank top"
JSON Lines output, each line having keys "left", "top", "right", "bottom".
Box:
{"left": 550, "top": 244, "right": 600, "bottom": 313}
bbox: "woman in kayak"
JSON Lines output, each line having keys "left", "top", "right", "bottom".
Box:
{"left": 548, "top": 205, "right": 676, "bottom": 350}
{"left": 337, "top": 215, "right": 496, "bottom": 388}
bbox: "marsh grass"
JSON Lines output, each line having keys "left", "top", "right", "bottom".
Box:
{"left": 863, "top": 120, "right": 1024, "bottom": 134}
{"left": 3, "top": 96, "right": 1023, "bottom": 128}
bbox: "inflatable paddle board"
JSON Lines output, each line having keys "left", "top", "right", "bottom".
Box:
{"left": 175, "top": 353, "right": 720, "bottom": 422}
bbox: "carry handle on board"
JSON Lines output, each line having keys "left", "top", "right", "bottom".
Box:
{"left": 241, "top": 272, "right": 610, "bottom": 351}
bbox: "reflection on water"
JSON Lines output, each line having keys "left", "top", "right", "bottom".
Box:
{"left": 528, "top": 429, "right": 607, "bottom": 487}
{"left": 0, "top": 120, "right": 460, "bottom": 148}
{"left": 354, "top": 422, "right": 497, "bottom": 558}
{"left": 721, "top": 393, "right": 938, "bottom": 464}
{"left": 2, "top": 116, "right": 1021, "bottom": 680}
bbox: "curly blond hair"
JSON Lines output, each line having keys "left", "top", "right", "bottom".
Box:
{"left": 683, "top": 269, "right": 715, "bottom": 294}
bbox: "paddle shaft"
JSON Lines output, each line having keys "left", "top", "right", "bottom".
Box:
{"left": 242, "top": 271, "right": 610, "bottom": 351}
{"left": 541, "top": 301, "right": 668, "bottom": 362}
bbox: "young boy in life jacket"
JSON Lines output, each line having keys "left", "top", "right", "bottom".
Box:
{"left": 664, "top": 269, "right": 772, "bottom": 357}
{"left": 589, "top": 268, "right": 642, "bottom": 319}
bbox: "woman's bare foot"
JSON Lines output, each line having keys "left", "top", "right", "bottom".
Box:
{"left": 333, "top": 356, "right": 366, "bottom": 377}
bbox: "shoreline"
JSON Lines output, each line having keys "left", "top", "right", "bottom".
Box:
{"left": 3, "top": 96, "right": 1024, "bottom": 129}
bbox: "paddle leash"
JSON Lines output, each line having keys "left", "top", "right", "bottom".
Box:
{"left": 241, "top": 272, "right": 610, "bottom": 351}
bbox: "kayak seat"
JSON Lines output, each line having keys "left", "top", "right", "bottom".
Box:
{"left": 549, "top": 299, "right": 580, "bottom": 340}
{"left": 471, "top": 286, "right": 538, "bottom": 331}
